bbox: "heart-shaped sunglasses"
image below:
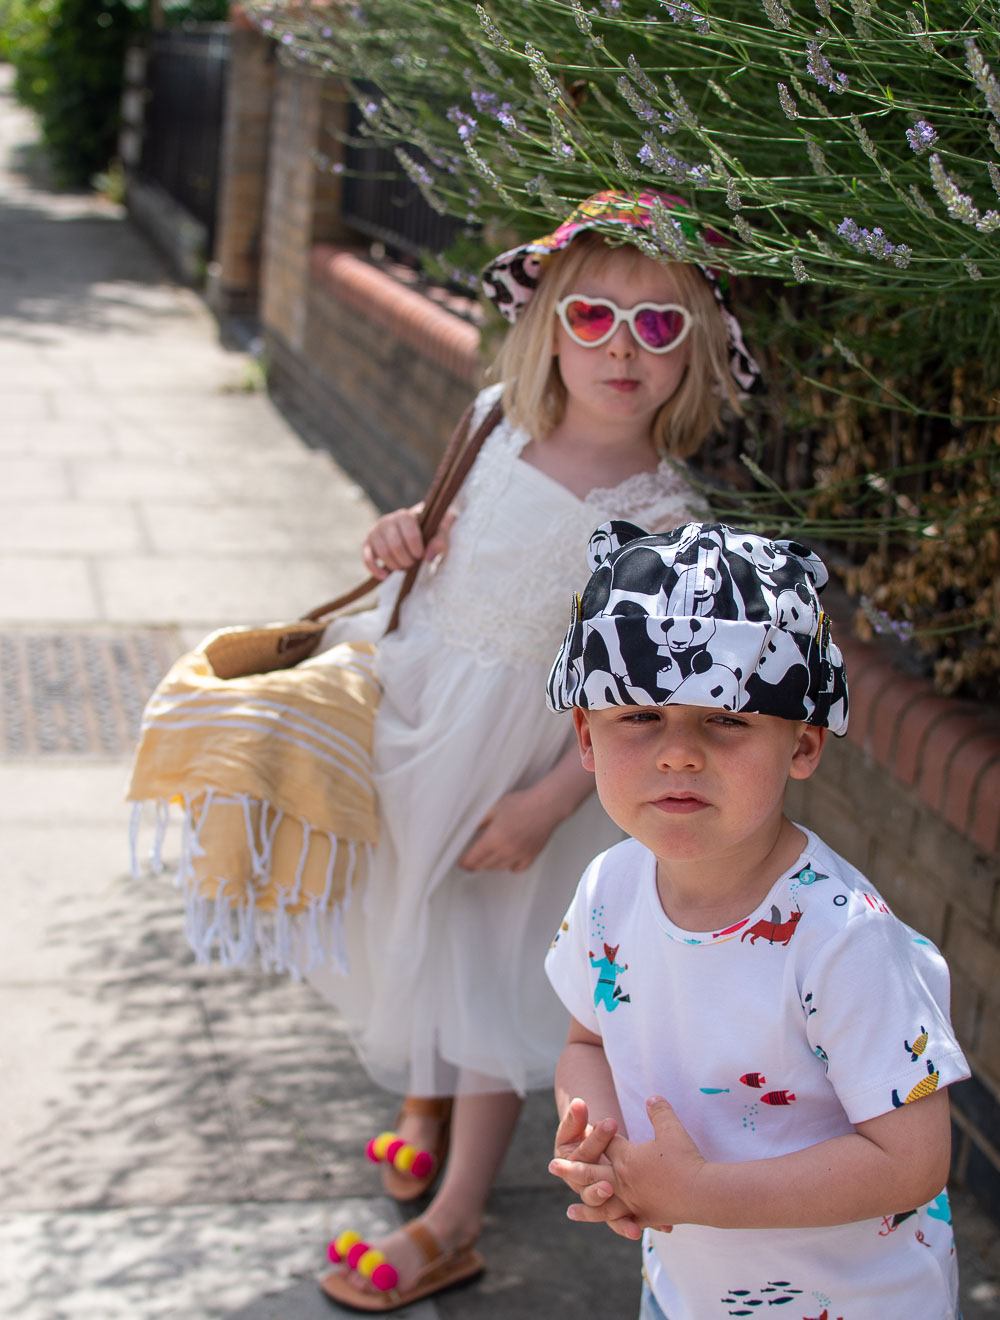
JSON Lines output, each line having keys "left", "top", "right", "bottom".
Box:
{"left": 555, "top": 295, "right": 693, "bottom": 354}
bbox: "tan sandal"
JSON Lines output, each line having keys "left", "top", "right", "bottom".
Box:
{"left": 320, "top": 1219, "right": 483, "bottom": 1313}
{"left": 366, "top": 1096, "right": 452, "bottom": 1202}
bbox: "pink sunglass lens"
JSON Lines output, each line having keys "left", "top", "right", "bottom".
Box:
{"left": 634, "top": 307, "right": 685, "bottom": 348}
{"left": 566, "top": 300, "right": 615, "bottom": 342}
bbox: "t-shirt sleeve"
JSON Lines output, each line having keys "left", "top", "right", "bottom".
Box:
{"left": 544, "top": 858, "right": 603, "bottom": 1036}
{"left": 803, "top": 909, "right": 970, "bottom": 1125}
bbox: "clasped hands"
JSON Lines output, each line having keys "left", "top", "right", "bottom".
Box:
{"left": 549, "top": 1095, "right": 708, "bottom": 1239}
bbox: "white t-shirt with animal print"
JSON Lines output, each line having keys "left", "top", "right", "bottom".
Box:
{"left": 545, "top": 830, "right": 969, "bottom": 1320}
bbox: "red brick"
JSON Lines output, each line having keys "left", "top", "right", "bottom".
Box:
{"left": 969, "top": 760, "right": 1000, "bottom": 856}
{"left": 919, "top": 712, "right": 992, "bottom": 814}
{"left": 943, "top": 913, "right": 1000, "bottom": 999}
{"left": 869, "top": 674, "right": 933, "bottom": 769}
{"left": 835, "top": 633, "right": 870, "bottom": 670}
{"left": 893, "top": 694, "right": 958, "bottom": 787}
{"left": 842, "top": 658, "right": 896, "bottom": 754}
{"left": 942, "top": 733, "right": 1000, "bottom": 839}
{"left": 312, "top": 245, "right": 481, "bottom": 384}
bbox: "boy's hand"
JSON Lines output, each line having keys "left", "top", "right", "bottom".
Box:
{"left": 549, "top": 1099, "right": 644, "bottom": 1240}
{"left": 553, "top": 1096, "right": 704, "bottom": 1233}
{"left": 553, "top": 1097, "right": 616, "bottom": 1162}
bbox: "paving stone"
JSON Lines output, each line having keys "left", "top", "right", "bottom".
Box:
{"left": 0, "top": 558, "right": 99, "bottom": 620}
{"left": 0, "top": 421, "right": 119, "bottom": 456}
{"left": 97, "top": 554, "right": 361, "bottom": 626}
{"left": 0, "top": 456, "right": 71, "bottom": 499}
{"left": 0, "top": 1199, "right": 419, "bottom": 1320}
{"left": 0, "top": 503, "right": 144, "bottom": 553}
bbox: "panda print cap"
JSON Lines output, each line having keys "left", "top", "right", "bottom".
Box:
{"left": 546, "top": 521, "right": 849, "bottom": 735}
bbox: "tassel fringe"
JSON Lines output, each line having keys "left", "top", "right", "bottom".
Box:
{"left": 131, "top": 796, "right": 364, "bottom": 979}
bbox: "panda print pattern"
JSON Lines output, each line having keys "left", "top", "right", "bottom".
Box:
{"left": 546, "top": 521, "right": 849, "bottom": 735}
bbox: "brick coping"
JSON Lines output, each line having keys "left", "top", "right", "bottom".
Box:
{"left": 310, "top": 244, "right": 1000, "bottom": 856}
{"left": 310, "top": 244, "right": 481, "bottom": 389}
{"left": 836, "top": 635, "right": 999, "bottom": 853}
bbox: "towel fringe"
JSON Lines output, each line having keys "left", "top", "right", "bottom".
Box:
{"left": 133, "top": 795, "right": 363, "bottom": 979}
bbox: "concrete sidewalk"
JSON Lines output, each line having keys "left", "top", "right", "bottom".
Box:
{"left": 0, "top": 61, "right": 997, "bottom": 1320}
{"left": 0, "top": 63, "right": 645, "bottom": 1320}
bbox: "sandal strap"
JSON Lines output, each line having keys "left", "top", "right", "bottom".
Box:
{"left": 403, "top": 1220, "right": 443, "bottom": 1268}
{"left": 399, "top": 1095, "right": 453, "bottom": 1121}
{"left": 401, "top": 1221, "right": 481, "bottom": 1291}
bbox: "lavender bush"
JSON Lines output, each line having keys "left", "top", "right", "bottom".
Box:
{"left": 247, "top": 0, "right": 999, "bottom": 695}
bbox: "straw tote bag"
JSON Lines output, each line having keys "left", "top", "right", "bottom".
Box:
{"left": 127, "top": 400, "right": 502, "bottom": 978}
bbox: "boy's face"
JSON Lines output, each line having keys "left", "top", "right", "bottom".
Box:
{"left": 573, "top": 703, "right": 825, "bottom": 868}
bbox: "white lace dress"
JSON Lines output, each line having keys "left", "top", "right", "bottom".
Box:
{"left": 306, "top": 385, "right": 706, "bottom": 1096}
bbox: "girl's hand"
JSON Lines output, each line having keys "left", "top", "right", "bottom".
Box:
{"left": 554, "top": 1096, "right": 699, "bottom": 1234}
{"left": 362, "top": 505, "right": 458, "bottom": 579}
{"left": 457, "top": 786, "right": 561, "bottom": 873}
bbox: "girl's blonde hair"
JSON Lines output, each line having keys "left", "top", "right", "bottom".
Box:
{"left": 489, "top": 232, "right": 741, "bottom": 459}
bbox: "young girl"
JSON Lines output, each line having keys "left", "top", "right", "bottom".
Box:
{"left": 310, "top": 188, "right": 761, "bottom": 1311}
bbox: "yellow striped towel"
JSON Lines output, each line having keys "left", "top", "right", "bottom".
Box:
{"left": 127, "top": 632, "right": 380, "bottom": 978}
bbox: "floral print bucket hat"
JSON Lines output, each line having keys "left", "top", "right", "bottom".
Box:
{"left": 480, "top": 189, "right": 763, "bottom": 396}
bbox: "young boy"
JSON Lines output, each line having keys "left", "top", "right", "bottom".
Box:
{"left": 543, "top": 521, "right": 969, "bottom": 1320}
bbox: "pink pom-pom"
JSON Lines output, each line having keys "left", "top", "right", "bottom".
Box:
{"left": 371, "top": 1261, "right": 399, "bottom": 1291}
{"left": 365, "top": 1138, "right": 380, "bottom": 1163}
{"left": 410, "top": 1150, "right": 434, "bottom": 1178}
{"left": 347, "top": 1242, "right": 369, "bottom": 1270}
{"left": 329, "top": 1229, "right": 362, "bottom": 1264}
{"left": 385, "top": 1138, "right": 405, "bottom": 1164}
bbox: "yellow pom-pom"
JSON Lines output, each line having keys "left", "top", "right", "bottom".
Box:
{"left": 371, "top": 1132, "right": 397, "bottom": 1161}
{"left": 334, "top": 1229, "right": 363, "bottom": 1258}
{"left": 357, "top": 1248, "right": 386, "bottom": 1279}
{"left": 393, "top": 1144, "right": 417, "bottom": 1173}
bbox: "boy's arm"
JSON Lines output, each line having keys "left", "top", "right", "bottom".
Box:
{"left": 551, "top": 1018, "right": 650, "bottom": 1240}
{"left": 559, "top": 1088, "right": 952, "bottom": 1231}
{"left": 555, "top": 1015, "right": 625, "bottom": 1133}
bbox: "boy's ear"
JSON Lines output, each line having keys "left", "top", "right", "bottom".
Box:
{"left": 788, "top": 723, "right": 826, "bottom": 781}
{"left": 573, "top": 708, "right": 596, "bottom": 772}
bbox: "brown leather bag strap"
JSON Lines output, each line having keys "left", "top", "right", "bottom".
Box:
{"left": 301, "top": 399, "right": 503, "bottom": 630}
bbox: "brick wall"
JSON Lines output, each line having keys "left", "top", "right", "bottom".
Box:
{"left": 786, "top": 635, "right": 1000, "bottom": 1219}
{"left": 214, "top": 22, "right": 1000, "bottom": 1224}
{"left": 258, "top": 56, "right": 352, "bottom": 352}
{"left": 207, "top": 18, "right": 276, "bottom": 316}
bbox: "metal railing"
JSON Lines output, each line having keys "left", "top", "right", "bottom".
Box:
{"left": 140, "top": 24, "right": 230, "bottom": 245}
{"left": 341, "top": 100, "right": 461, "bottom": 265}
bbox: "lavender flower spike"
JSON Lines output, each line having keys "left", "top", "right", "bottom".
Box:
{"left": 906, "top": 120, "right": 937, "bottom": 154}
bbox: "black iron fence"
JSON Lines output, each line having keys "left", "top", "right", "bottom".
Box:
{"left": 140, "top": 24, "right": 230, "bottom": 246}
{"left": 341, "top": 100, "right": 461, "bottom": 265}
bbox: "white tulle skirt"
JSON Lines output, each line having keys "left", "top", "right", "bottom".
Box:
{"left": 305, "top": 597, "right": 620, "bottom": 1098}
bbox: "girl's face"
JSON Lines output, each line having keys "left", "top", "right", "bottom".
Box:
{"left": 552, "top": 248, "right": 692, "bottom": 437}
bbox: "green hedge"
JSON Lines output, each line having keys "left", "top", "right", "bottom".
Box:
{"left": 1, "top": 0, "right": 228, "bottom": 186}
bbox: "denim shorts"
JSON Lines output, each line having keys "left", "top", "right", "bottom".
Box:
{"left": 638, "top": 1281, "right": 668, "bottom": 1320}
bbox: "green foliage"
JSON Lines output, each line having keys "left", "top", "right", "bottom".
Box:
{"left": 248, "top": 0, "right": 1000, "bottom": 693}
{"left": 0, "top": 0, "right": 229, "bottom": 186}
{"left": 2, "top": 0, "right": 139, "bottom": 185}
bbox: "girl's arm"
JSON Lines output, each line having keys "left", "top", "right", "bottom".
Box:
{"left": 556, "top": 1088, "right": 952, "bottom": 1232}
{"left": 458, "top": 745, "right": 596, "bottom": 873}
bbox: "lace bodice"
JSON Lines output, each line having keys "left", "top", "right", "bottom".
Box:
{"left": 411, "top": 387, "right": 707, "bottom": 667}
